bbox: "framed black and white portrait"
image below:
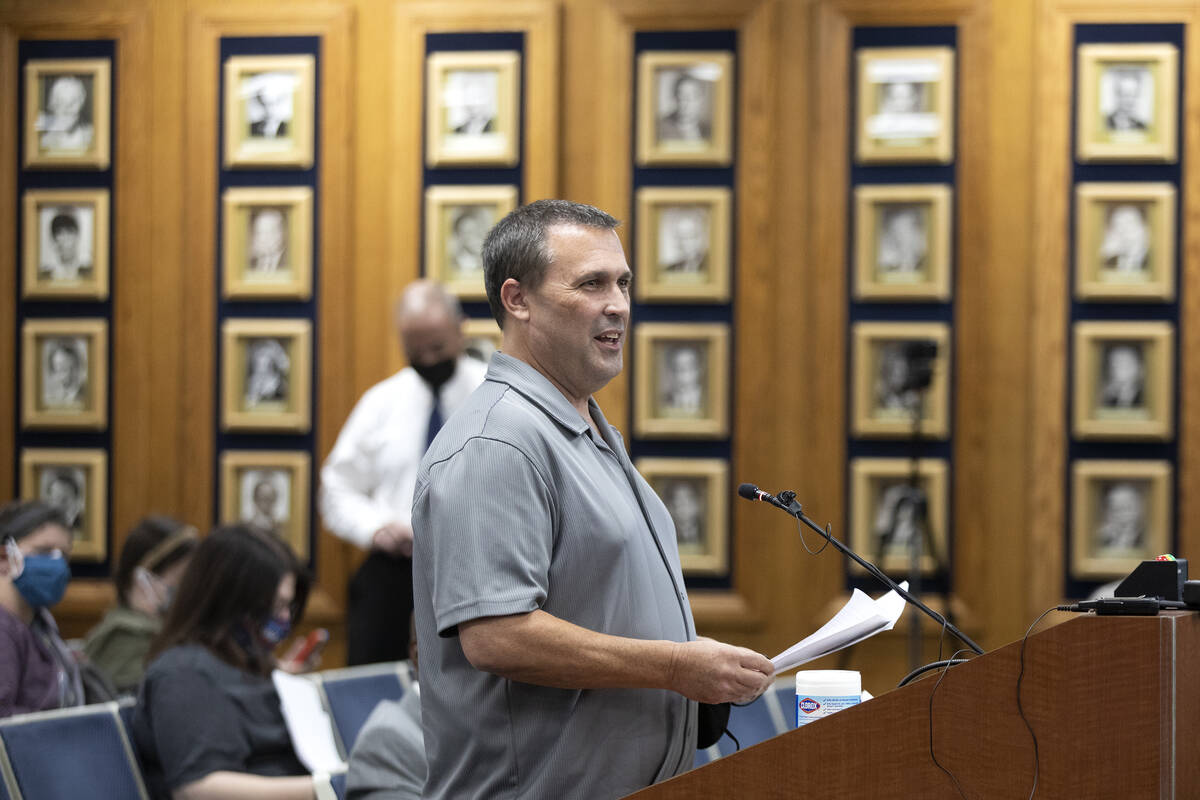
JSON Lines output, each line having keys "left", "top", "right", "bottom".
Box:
{"left": 20, "top": 448, "right": 108, "bottom": 562}
{"left": 634, "top": 323, "right": 729, "bottom": 439}
{"left": 850, "top": 458, "right": 948, "bottom": 577}
{"left": 220, "top": 451, "right": 311, "bottom": 559}
{"left": 21, "top": 318, "right": 107, "bottom": 430}
{"left": 22, "top": 188, "right": 110, "bottom": 300}
{"left": 424, "top": 185, "right": 518, "bottom": 299}
{"left": 854, "top": 184, "right": 952, "bottom": 301}
{"left": 637, "top": 458, "right": 729, "bottom": 577}
{"left": 24, "top": 58, "right": 111, "bottom": 169}
{"left": 1074, "top": 182, "right": 1175, "bottom": 302}
{"left": 634, "top": 187, "right": 731, "bottom": 303}
{"left": 1077, "top": 44, "right": 1178, "bottom": 163}
{"left": 221, "top": 319, "right": 312, "bottom": 432}
{"left": 223, "top": 55, "right": 315, "bottom": 169}
{"left": 856, "top": 47, "right": 954, "bottom": 164}
{"left": 636, "top": 50, "right": 733, "bottom": 166}
{"left": 1071, "top": 460, "right": 1170, "bottom": 579}
{"left": 462, "top": 317, "right": 502, "bottom": 364}
{"left": 1073, "top": 321, "right": 1172, "bottom": 440}
{"left": 425, "top": 51, "right": 520, "bottom": 167}
{"left": 222, "top": 187, "right": 313, "bottom": 300}
{"left": 851, "top": 322, "right": 950, "bottom": 439}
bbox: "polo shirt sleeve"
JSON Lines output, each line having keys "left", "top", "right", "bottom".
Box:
{"left": 418, "top": 436, "right": 555, "bottom": 637}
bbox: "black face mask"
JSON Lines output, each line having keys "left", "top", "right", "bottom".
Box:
{"left": 412, "top": 357, "right": 457, "bottom": 391}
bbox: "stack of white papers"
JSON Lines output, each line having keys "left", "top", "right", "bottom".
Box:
{"left": 272, "top": 670, "right": 347, "bottom": 773}
{"left": 770, "top": 583, "right": 908, "bottom": 674}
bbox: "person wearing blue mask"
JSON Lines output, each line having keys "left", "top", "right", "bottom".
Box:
{"left": 0, "top": 500, "right": 82, "bottom": 718}
{"left": 83, "top": 516, "right": 198, "bottom": 695}
{"left": 132, "top": 524, "right": 320, "bottom": 800}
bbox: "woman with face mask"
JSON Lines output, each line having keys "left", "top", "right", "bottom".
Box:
{"left": 0, "top": 500, "right": 82, "bottom": 718}
{"left": 83, "top": 516, "right": 197, "bottom": 695}
{"left": 132, "top": 524, "right": 321, "bottom": 800}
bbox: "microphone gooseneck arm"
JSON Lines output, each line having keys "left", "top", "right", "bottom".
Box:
{"left": 738, "top": 483, "right": 984, "bottom": 656}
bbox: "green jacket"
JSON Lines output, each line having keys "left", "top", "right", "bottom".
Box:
{"left": 82, "top": 606, "right": 161, "bottom": 695}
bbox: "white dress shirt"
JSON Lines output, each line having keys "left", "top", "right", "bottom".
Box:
{"left": 319, "top": 354, "right": 488, "bottom": 549}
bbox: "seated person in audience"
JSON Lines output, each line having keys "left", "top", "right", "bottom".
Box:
{"left": 346, "top": 618, "right": 425, "bottom": 800}
{"left": 132, "top": 524, "right": 323, "bottom": 800}
{"left": 83, "top": 516, "right": 198, "bottom": 695}
{"left": 0, "top": 500, "right": 83, "bottom": 718}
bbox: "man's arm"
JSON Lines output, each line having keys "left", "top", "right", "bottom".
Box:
{"left": 459, "top": 610, "right": 773, "bottom": 706}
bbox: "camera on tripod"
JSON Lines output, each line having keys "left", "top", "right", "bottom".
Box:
{"left": 898, "top": 340, "right": 938, "bottom": 393}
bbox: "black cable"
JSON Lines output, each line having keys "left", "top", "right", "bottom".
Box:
{"left": 898, "top": 658, "right": 972, "bottom": 688}
{"left": 1018, "top": 607, "right": 1058, "bottom": 800}
{"left": 723, "top": 728, "right": 741, "bottom": 752}
{"left": 928, "top": 647, "right": 971, "bottom": 799}
{"left": 794, "top": 517, "right": 830, "bottom": 556}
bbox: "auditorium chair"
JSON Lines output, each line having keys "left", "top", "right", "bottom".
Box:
{"left": 311, "top": 660, "right": 412, "bottom": 756}
{"left": 0, "top": 701, "right": 148, "bottom": 800}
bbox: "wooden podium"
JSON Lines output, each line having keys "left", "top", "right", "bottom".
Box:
{"left": 629, "top": 612, "right": 1198, "bottom": 799}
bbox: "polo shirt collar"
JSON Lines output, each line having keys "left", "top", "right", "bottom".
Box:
{"left": 485, "top": 353, "right": 597, "bottom": 437}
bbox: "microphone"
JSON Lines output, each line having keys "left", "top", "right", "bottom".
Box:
{"left": 737, "top": 483, "right": 784, "bottom": 508}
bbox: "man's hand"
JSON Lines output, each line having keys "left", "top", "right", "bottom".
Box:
{"left": 371, "top": 522, "right": 414, "bottom": 557}
{"left": 666, "top": 639, "right": 775, "bottom": 705}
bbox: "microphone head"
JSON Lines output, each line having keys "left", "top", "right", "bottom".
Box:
{"left": 737, "top": 483, "right": 760, "bottom": 500}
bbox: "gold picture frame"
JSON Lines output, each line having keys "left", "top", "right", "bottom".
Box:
{"left": 850, "top": 457, "right": 948, "bottom": 577}
{"left": 634, "top": 186, "right": 732, "bottom": 303}
{"left": 1071, "top": 460, "right": 1171, "bottom": 580}
{"left": 424, "top": 185, "right": 518, "bottom": 300}
{"left": 1072, "top": 321, "right": 1173, "bottom": 440}
{"left": 634, "top": 322, "right": 729, "bottom": 439}
{"left": 24, "top": 58, "right": 111, "bottom": 169}
{"left": 856, "top": 46, "right": 955, "bottom": 164}
{"left": 636, "top": 50, "right": 734, "bottom": 166}
{"left": 20, "top": 448, "right": 108, "bottom": 562}
{"left": 1076, "top": 43, "right": 1178, "bottom": 163}
{"left": 425, "top": 51, "right": 520, "bottom": 167}
{"left": 21, "top": 318, "right": 108, "bottom": 430}
{"left": 221, "top": 318, "right": 312, "bottom": 432}
{"left": 854, "top": 184, "right": 952, "bottom": 301}
{"left": 223, "top": 54, "right": 315, "bottom": 169}
{"left": 1074, "top": 182, "right": 1175, "bottom": 302}
{"left": 222, "top": 186, "right": 314, "bottom": 300}
{"left": 637, "top": 457, "right": 729, "bottom": 576}
{"left": 220, "top": 450, "right": 312, "bottom": 560}
{"left": 462, "top": 316, "right": 502, "bottom": 364}
{"left": 851, "top": 322, "right": 950, "bottom": 439}
{"left": 22, "top": 188, "right": 110, "bottom": 300}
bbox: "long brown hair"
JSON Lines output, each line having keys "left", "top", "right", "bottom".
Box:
{"left": 147, "top": 524, "right": 309, "bottom": 676}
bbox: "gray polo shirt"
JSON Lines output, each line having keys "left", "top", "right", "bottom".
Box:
{"left": 412, "top": 353, "right": 698, "bottom": 800}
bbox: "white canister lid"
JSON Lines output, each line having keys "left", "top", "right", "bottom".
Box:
{"left": 795, "top": 669, "right": 862, "bottom": 696}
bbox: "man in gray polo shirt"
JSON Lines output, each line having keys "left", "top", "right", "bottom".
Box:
{"left": 412, "top": 200, "right": 774, "bottom": 799}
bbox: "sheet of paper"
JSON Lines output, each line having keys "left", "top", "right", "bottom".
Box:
{"left": 272, "top": 670, "right": 347, "bottom": 774}
{"left": 770, "top": 582, "right": 908, "bottom": 674}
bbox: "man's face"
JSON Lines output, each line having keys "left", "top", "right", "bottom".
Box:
{"left": 253, "top": 480, "right": 277, "bottom": 515}
{"left": 1105, "top": 484, "right": 1143, "bottom": 529}
{"left": 669, "top": 347, "right": 701, "bottom": 389}
{"left": 672, "top": 213, "right": 706, "bottom": 261}
{"left": 49, "top": 347, "right": 77, "bottom": 381}
{"left": 455, "top": 211, "right": 487, "bottom": 257}
{"left": 520, "top": 225, "right": 631, "bottom": 401}
{"left": 53, "top": 225, "right": 80, "bottom": 262}
{"left": 675, "top": 78, "right": 704, "bottom": 123}
{"left": 46, "top": 477, "right": 79, "bottom": 519}
{"left": 667, "top": 482, "right": 701, "bottom": 525}
{"left": 1108, "top": 346, "right": 1142, "bottom": 385}
{"left": 251, "top": 211, "right": 286, "bottom": 259}
{"left": 1114, "top": 74, "right": 1140, "bottom": 113}
{"left": 400, "top": 307, "right": 464, "bottom": 368}
{"left": 48, "top": 78, "right": 85, "bottom": 122}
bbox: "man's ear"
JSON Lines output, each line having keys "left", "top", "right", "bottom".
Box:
{"left": 500, "top": 278, "right": 530, "bottom": 322}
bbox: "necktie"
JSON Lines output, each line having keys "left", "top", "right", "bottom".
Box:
{"left": 425, "top": 395, "right": 444, "bottom": 453}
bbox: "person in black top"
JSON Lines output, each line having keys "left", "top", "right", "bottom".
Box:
{"left": 132, "top": 524, "right": 318, "bottom": 800}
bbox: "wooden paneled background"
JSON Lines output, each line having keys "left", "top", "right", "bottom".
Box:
{"left": 2, "top": 0, "right": 1197, "bottom": 692}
